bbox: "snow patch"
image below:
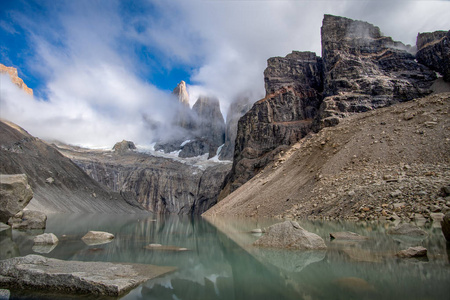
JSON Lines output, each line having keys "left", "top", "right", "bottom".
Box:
{"left": 180, "top": 140, "right": 191, "bottom": 147}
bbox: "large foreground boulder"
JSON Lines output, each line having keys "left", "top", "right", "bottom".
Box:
{"left": 0, "top": 174, "right": 33, "bottom": 223}
{"left": 7, "top": 210, "right": 47, "bottom": 229}
{"left": 442, "top": 213, "right": 450, "bottom": 242}
{"left": 253, "top": 221, "right": 327, "bottom": 250}
{"left": 0, "top": 255, "right": 176, "bottom": 297}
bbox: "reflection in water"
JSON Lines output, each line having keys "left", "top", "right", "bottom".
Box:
{"left": 5, "top": 214, "right": 450, "bottom": 300}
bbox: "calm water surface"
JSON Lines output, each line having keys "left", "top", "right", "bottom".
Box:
{"left": 1, "top": 214, "right": 449, "bottom": 300}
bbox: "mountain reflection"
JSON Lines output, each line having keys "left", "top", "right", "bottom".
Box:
{"left": 4, "top": 214, "right": 450, "bottom": 300}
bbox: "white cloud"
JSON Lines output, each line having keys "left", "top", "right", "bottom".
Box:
{"left": 1, "top": 0, "right": 449, "bottom": 147}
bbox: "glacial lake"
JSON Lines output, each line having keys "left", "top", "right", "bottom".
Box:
{"left": 1, "top": 214, "right": 450, "bottom": 300}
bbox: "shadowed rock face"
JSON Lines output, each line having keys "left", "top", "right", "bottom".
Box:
{"left": 60, "top": 145, "right": 231, "bottom": 215}
{"left": 223, "top": 51, "right": 323, "bottom": 194}
{"left": 416, "top": 30, "right": 450, "bottom": 81}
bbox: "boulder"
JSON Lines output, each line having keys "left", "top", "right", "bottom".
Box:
{"left": 0, "top": 174, "right": 33, "bottom": 223}
{"left": 112, "top": 140, "right": 136, "bottom": 154}
{"left": 396, "top": 246, "right": 428, "bottom": 258}
{"left": 387, "top": 223, "right": 428, "bottom": 236}
{"left": 442, "top": 212, "right": 450, "bottom": 242}
{"left": 34, "top": 233, "right": 59, "bottom": 245}
{"left": 253, "top": 221, "right": 327, "bottom": 250}
{"left": 330, "top": 232, "right": 369, "bottom": 241}
{"left": 82, "top": 231, "right": 114, "bottom": 245}
{"left": 7, "top": 210, "right": 47, "bottom": 229}
{"left": 0, "top": 254, "right": 176, "bottom": 297}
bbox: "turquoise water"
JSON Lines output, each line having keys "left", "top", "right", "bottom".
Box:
{"left": 1, "top": 214, "right": 450, "bottom": 299}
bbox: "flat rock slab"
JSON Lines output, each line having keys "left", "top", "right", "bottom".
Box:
{"left": 144, "top": 244, "right": 188, "bottom": 251}
{"left": 330, "top": 232, "right": 368, "bottom": 241}
{"left": 0, "top": 255, "right": 176, "bottom": 297}
{"left": 396, "top": 246, "right": 428, "bottom": 258}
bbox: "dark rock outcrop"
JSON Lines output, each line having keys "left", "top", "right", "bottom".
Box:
{"left": 442, "top": 213, "right": 450, "bottom": 242}
{"left": 319, "top": 14, "right": 436, "bottom": 127}
{"left": 223, "top": 51, "right": 323, "bottom": 193}
{"left": 0, "top": 174, "right": 33, "bottom": 223}
{"left": 0, "top": 254, "right": 175, "bottom": 297}
{"left": 416, "top": 30, "right": 450, "bottom": 81}
{"left": 0, "top": 120, "right": 144, "bottom": 213}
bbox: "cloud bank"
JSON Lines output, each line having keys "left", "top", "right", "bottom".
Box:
{"left": 1, "top": 0, "right": 449, "bottom": 147}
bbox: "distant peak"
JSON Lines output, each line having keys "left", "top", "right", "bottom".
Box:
{"left": 0, "top": 64, "right": 33, "bottom": 96}
{"left": 172, "top": 80, "right": 189, "bottom": 107}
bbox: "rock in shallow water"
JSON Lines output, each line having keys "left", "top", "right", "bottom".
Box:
{"left": 387, "top": 223, "right": 428, "bottom": 236}
{"left": 441, "top": 213, "right": 450, "bottom": 242}
{"left": 81, "top": 231, "right": 115, "bottom": 246}
{"left": 330, "top": 232, "right": 369, "bottom": 241}
{"left": 0, "top": 255, "right": 176, "bottom": 297}
{"left": 396, "top": 246, "right": 428, "bottom": 258}
{"left": 33, "top": 233, "right": 58, "bottom": 245}
{"left": 253, "top": 221, "right": 327, "bottom": 250}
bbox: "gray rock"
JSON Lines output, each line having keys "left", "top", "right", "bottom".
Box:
{"left": 82, "top": 231, "right": 114, "bottom": 245}
{"left": 0, "top": 289, "right": 10, "bottom": 300}
{"left": 0, "top": 174, "right": 33, "bottom": 223}
{"left": 112, "top": 140, "right": 136, "bottom": 154}
{"left": 251, "top": 228, "right": 263, "bottom": 234}
{"left": 396, "top": 246, "right": 428, "bottom": 258}
{"left": 7, "top": 210, "right": 47, "bottom": 229}
{"left": 442, "top": 212, "right": 450, "bottom": 242}
{"left": 330, "top": 231, "right": 369, "bottom": 241}
{"left": 387, "top": 223, "right": 428, "bottom": 236}
{"left": 253, "top": 221, "right": 327, "bottom": 250}
{"left": 0, "top": 254, "right": 175, "bottom": 297}
{"left": 34, "top": 233, "right": 59, "bottom": 245}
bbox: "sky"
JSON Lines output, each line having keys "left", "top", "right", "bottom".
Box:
{"left": 0, "top": 0, "right": 449, "bottom": 147}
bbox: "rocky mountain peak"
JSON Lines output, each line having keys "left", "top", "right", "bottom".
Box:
{"left": 172, "top": 80, "right": 190, "bottom": 107}
{"left": 0, "top": 64, "right": 33, "bottom": 96}
{"left": 192, "top": 96, "right": 225, "bottom": 150}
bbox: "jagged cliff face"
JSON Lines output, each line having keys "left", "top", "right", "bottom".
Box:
{"left": 0, "top": 64, "right": 33, "bottom": 96}
{"left": 59, "top": 146, "right": 231, "bottom": 215}
{"left": 319, "top": 15, "right": 436, "bottom": 127}
{"left": 221, "top": 14, "right": 446, "bottom": 197}
{"left": 155, "top": 82, "right": 226, "bottom": 159}
{"left": 223, "top": 51, "right": 323, "bottom": 194}
{"left": 416, "top": 30, "right": 450, "bottom": 81}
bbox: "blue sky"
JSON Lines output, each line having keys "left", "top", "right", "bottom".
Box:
{"left": 1, "top": 0, "right": 449, "bottom": 147}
